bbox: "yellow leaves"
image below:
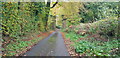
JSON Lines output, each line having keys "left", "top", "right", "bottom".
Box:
{"left": 8, "top": 2, "right": 12, "bottom": 4}
{"left": 74, "top": 30, "right": 78, "bottom": 33}
{"left": 4, "top": 14, "right": 6, "bottom": 16}
{"left": 100, "top": 19, "right": 107, "bottom": 22}
{"left": 6, "top": 32, "right": 9, "bottom": 35}
{"left": 51, "top": 2, "right": 82, "bottom": 16}
{"left": 3, "top": 54, "right": 6, "bottom": 56}
{"left": 25, "top": 20, "right": 28, "bottom": 23}
{"left": 71, "top": 21, "right": 75, "bottom": 23}
{"left": 14, "top": 2, "right": 17, "bottom": 3}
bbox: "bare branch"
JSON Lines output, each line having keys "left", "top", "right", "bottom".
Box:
{"left": 51, "top": 1, "right": 58, "bottom": 8}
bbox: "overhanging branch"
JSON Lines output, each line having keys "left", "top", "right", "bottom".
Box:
{"left": 51, "top": 1, "right": 58, "bottom": 8}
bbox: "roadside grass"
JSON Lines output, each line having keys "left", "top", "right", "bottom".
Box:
{"left": 63, "top": 19, "right": 119, "bottom": 56}
{"left": 65, "top": 32, "right": 119, "bottom": 56}
{"left": 3, "top": 37, "right": 42, "bottom": 56}
{"left": 2, "top": 31, "right": 54, "bottom": 56}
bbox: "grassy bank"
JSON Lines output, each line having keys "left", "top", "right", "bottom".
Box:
{"left": 65, "top": 32, "right": 119, "bottom": 56}
{"left": 2, "top": 31, "right": 54, "bottom": 56}
{"left": 63, "top": 19, "right": 119, "bottom": 56}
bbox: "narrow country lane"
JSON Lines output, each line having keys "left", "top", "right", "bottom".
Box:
{"left": 2, "top": 2, "right": 118, "bottom": 56}
{"left": 23, "top": 31, "right": 70, "bottom": 56}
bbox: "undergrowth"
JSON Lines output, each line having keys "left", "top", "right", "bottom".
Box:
{"left": 3, "top": 37, "right": 42, "bottom": 56}
{"left": 65, "top": 33, "right": 119, "bottom": 56}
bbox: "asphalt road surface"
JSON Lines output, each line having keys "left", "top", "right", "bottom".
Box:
{"left": 23, "top": 31, "right": 70, "bottom": 56}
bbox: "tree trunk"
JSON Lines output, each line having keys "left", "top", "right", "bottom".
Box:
{"left": 44, "top": 1, "right": 50, "bottom": 31}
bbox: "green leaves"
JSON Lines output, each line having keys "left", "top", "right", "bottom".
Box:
{"left": 66, "top": 31, "right": 119, "bottom": 56}
{"left": 79, "top": 2, "right": 118, "bottom": 23}
{"left": 5, "top": 37, "right": 42, "bottom": 56}
{"left": 2, "top": 2, "right": 49, "bottom": 38}
{"left": 74, "top": 39, "right": 119, "bottom": 56}
{"left": 2, "top": 2, "right": 52, "bottom": 56}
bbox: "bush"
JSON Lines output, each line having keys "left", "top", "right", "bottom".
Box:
{"left": 76, "top": 19, "right": 119, "bottom": 38}
{"left": 91, "top": 19, "right": 119, "bottom": 37}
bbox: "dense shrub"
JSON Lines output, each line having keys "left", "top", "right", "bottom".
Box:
{"left": 1, "top": 2, "right": 48, "bottom": 38}
{"left": 79, "top": 2, "right": 118, "bottom": 23}
{"left": 74, "top": 19, "right": 119, "bottom": 38}
{"left": 64, "top": 18, "right": 119, "bottom": 38}
{"left": 92, "top": 19, "right": 118, "bottom": 36}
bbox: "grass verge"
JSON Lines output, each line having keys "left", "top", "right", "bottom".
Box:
{"left": 64, "top": 32, "right": 119, "bottom": 56}
{"left": 2, "top": 31, "right": 54, "bottom": 56}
